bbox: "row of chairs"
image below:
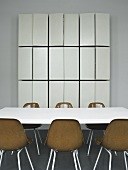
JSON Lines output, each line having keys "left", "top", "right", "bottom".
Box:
{"left": 0, "top": 118, "right": 128, "bottom": 170}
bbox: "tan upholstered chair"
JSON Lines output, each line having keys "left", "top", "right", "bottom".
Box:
{"left": 86, "top": 102, "right": 108, "bottom": 156}
{"left": 23, "top": 102, "right": 42, "bottom": 155}
{"left": 0, "top": 119, "right": 34, "bottom": 170}
{"left": 55, "top": 102, "right": 73, "bottom": 108}
{"left": 93, "top": 119, "right": 128, "bottom": 170}
{"left": 45, "top": 119, "right": 84, "bottom": 170}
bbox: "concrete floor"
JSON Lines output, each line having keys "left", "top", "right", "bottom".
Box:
{"left": 0, "top": 130, "right": 126, "bottom": 170}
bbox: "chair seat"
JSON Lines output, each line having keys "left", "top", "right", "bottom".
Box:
{"left": 86, "top": 124, "right": 108, "bottom": 130}
{"left": 23, "top": 124, "right": 42, "bottom": 129}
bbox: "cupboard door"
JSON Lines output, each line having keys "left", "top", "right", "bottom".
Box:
{"left": 95, "top": 81, "right": 110, "bottom": 107}
{"left": 64, "top": 14, "right": 79, "bottom": 46}
{"left": 80, "top": 13, "right": 95, "bottom": 46}
{"left": 18, "top": 14, "right": 32, "bottom": 46}
{"left": 49, "top": 48, "right": 64, "bottom": 80}
{"left": 33, "top": 14, "right": 48, "bottom": 46}
{"left": 64, "top": 81, "right": 79, "bottom": 108}
{"left": 64, "top": 47, "right": 79, "bottom": 80}
{"left": 49, "top": 13, "right": 63, "bottom": 46}
{"left": 80, "top": 47, "right": 95, "bottom": 80}
{"left": 96, "top": 47, "right": 110, "bottom": 80}
{"left": 96, "top": 13, "right": 110, "bottom": 46}
{"left": 49, "top": 81, "right": 64, "bottom": 108}
{"left": 18, "top": 81, "right": 32, "bottom": 107}
{"left": 80, "top": 81, "right": 95, "bottom": 108}
{"left": 33, "top": 48, "right": 48, "bottom": 80}
{"left": 18, "top": 47, "right": 32, "bottom": 80}
{"left": 33, "top": 81, "right": 48, "bottom": 108}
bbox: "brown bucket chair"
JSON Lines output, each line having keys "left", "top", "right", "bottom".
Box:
{"left": 0, "top": 118, "right": 34, "bottom": 170}
{"left": 55, "top": 102, "right": 73, "bottom": 108}
{"left": 86, "top": 102, "right": 108, "bottom": 156}
{"left": 93, "top": 119, "right": 128, "bottom": 170}
{"left": 45, "top": 119, "right": 84, "bottom": 170}
{"left": 23, "top": 102, "right": 42, "bottom": 155}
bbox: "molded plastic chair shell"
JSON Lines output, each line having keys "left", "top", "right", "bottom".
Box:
{"left": 55, "top": 102, "right": 73, "bottom": 108}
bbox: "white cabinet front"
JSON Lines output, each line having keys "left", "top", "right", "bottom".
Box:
{"left": 33, "top": 81, "right": 48, "bottom": 108}
{"left": 64, "top": 14, "right": 79, "bottom": 46}
{"left": 18, "top": 81, "right": 32, "bottom": 107}
{"left": 18, "top": 14, "right": 32, "bottom": 46}
{"left": 80, "top": 13, "right": 95, "bottom": 46}
{"left": 80, "top": 47, "right": 95, "bottom": 80}
{"left": 64, "top": 47, "right": 79, "bottom": 80}
{"left": 49, "top": 81, "right": 64, "bottom": 108}
{"left": 80, "top": 81, "right": 95, "bottom": 108}
{"left": 49, "top": 48, "right": 64, "bottom": 80}
{"left": 95, "top": 81, "right": 110, "bottom": 107}
{"left": 49, "top": 13, "right": 63, "bottom": 46}
{"left": 64, "top": 81, "right": 79, "bottom": 108}
{"left": 18, "top": 47, "right": 32, "bottom": 80}
{"left": 33, "top": 48, "right": 48, "bottom": 80}
{"left": 33, "top": 14, "right": 48, "bottom": 46}
{"left": 96, "top": 47, "right": 110, "bottom": 80}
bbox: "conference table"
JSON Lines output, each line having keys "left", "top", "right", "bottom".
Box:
{"left": 0, "top": 107, "right": 128, "bottom": 124}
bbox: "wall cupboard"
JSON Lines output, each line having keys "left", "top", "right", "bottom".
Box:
{"left": 18, "top": 13, "right": 110, "bottom": 108}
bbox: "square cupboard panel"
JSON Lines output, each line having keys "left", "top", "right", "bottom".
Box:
{"left": 18, "top": 47, "right": 32, "bottom": 80}
{"left": 64, "top": 14, "right": 79, "bottom": 46}
{"left": 49, "top": 48, "right": 64, "bottom": 80}
{"left": 95, "top": 81, "right": 110, "bottom": 107}
{"left": 96, "top": 47, "right": 110, "bottom": 80}
{"left": 18, "top": 81, "right": 32, "bottom": 107}
{"left": 49, "top": 13, "right": 63, "bottom": 46}
{"left": 18, "top": 14, "right": 32, "bottom": 46}
{"left": 80, "top": 81, "right": 95, "bottom": 108}
{"left": 64, "top": 81, "right": 79, "bottom": 108}
{"left": 49, "top": 81, "right": 64, "bottom": 108}
{"left": 33, "top": 14, "right": 48, "bottom": 46}
{"left": 96, "top": 13, "right": 110, "bottom": 46}
{"left": 33, "top": 81, "right": 48, "bottom": 108}
{"left": 80, "top": 13, "right": 95, "bottom": 46}
{"left": 33, "top": 48, "right": 48, "bottom": 80}
{"left": 80, "top": 47, "right": 95, "bottom": 80}
{"left": 64, "top": 47, "right": 79, "bottom": 80}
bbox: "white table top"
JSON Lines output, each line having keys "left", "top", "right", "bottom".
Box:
{"left": 0, "top": 107, "right": 128, "bottom": 124}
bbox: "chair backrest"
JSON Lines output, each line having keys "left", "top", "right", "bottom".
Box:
{"left": 55, "top": 102, "right": 73, "bottom": 108}
{"left": 88, "top": 102, "right": 105, "bottom": 108}
{"left": 46, "top": 119, "right": 84, "bottom": 151}
{"left": 0, "top": 119, "right": 28, "bottom": 151}
{"left": 102, "top": 119, "right": 128, "bottom": 151}
{"left": 23, "top": 102, "right": 40, "bottom": 108}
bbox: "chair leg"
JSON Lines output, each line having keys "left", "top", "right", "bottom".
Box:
{"left": 0, "top": 150, "right": 4, "bottom": 167}
{"left": 105, "top": 148, "right": 112, "bottom": 170}
{"left": 51, "top": 150, "right": 56, "bottom": 170}
{"left": 25, "top": 147, "right": 35, "bottom": 170}
{"left": 124, "top": 151, "right": 128, "bottom": 170}
{"left": 87, "top": 130, "right": 93, "bottom": 156}
{"left": 75, "top": 150, "right": 81, "bottom": 170}
{"left": 93, "top": 147, "right": 103, "bottom": 170}
{"left": 46, "top": 149, "right": 54, "bottom": 170}
{"left": 86, "top": 130, "right": 92, "bottom": 144}
{"left": 36, "top": 128, "right": 42, "bottom": 144}
{"left": 73, "top": 150, "right": 78, "bottom": 170}
{"left": 34, "top": 129, "right": 40, "bottom": 155}
{"left": 17, "top": 149, "right": 23, "bottom": 170}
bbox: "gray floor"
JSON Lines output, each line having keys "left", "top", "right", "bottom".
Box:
{"left": 0, "top": 130, "right": 126, "bottom": 170}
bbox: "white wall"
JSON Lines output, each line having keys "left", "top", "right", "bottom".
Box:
{"left": 0, "top": 0, "right": 128, "bottom": 108}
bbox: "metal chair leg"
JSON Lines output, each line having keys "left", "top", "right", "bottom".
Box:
{"left": 75, "top": 150, "right": 81, "bottom": 170}
{"left": 51, "top": 150, "right": 56, "bottom": 170}
{"left": 0, "top": 150, "right": 4, "bottom": 167}
{"left": 124, "top": 151, "right": 128, "bottom": 170}
{"left": 105, "top": 148, "right": 112, "bottom": 170}
{"left": 17, "top": 149, "right": 23, "bottom": 170}
{"left": 73, "top": 150, "right": 78, "bottom": 170}
{"left": 25, "top": 147, "right": 34, "bottom": 170}
{"left": 93, "top": 147, "right": 103, "bottom": 170}
{"left": 34, "top": 129, "right": 40, "bottom": 155}
{"left": 86, "top": 130, "right": 92, "bottom": 144}
{"left": 87, "top": 130, "right": 93, "bottom": 156}
{"left": 46, "top": 149, "right": 54, "bottom": 170}
{"left": 36, "top": 129, "right": 42, "bottom": 144}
